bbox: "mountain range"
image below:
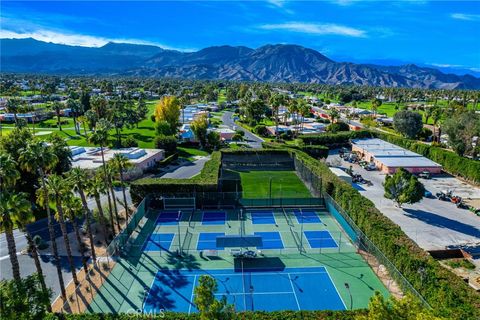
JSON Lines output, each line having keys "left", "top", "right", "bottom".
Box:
{"left": 2, "top": 38, "right": 479, "bottom": 90}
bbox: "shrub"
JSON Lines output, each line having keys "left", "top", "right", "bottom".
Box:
{"left": 235, "top": 130, "right": 245, "bottom": 137}
{"left": 122, "top": 135, "right": 138, "bottom": 148}
{"left": 155, "top": 120, "right": 174, "bottom": 136}
{"left": 232, "top": 133, "right": 243, "bottom": 141}
{"left": 417, "top": 127, "right": 432, "bottom": 141}
{"left": 154, "top": 135, "right": 177, "bottom": 155}
{"left": 299, "top": 130, "right": 373, "bottom": 147}
{"left": 253, "top": 124, "right": 269, "bottom": 137}
{"left": 302, "top": 145, "right": 329, "bottom": 159}
{"left": 326, "top": 121, "right": 350, "bottom": 133}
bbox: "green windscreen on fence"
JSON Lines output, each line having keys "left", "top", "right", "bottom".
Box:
{"left": 106, "top": 197, "right": 147, "bottom": 256}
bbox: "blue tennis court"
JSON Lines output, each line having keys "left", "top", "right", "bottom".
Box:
{"left": 250, "top": 210, "right": 276, "bottom": 225}
{"left": 254, "top": 232, "right": 284, "bottom": 249}
{"left": 293, "top": 209, "right": 322, "bottom": 224}
{"left": 143, "top": 267, "right": 345, "bottom": 313}
{"left": 197, "top": 232, "right": 225, "bottom": 250}
{"left": 202, "top": 211, "right": 226, "bottom": 225}
{"left": 155, "top": 211, "right": 181, "bottom": 225}
{"left": 304, "top": 231, "right": 338, "bottom": 248}
{"left": 142, "top": 233, "right": 174, "bottom": 252}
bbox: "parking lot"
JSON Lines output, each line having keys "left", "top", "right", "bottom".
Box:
{"left": 327, "top": 151, "right": 480, "bottom": 253}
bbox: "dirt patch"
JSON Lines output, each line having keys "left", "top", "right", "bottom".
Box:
{"left": 358, "top": 249, "right": 404, "bottom": 300}
{"left": 51, "top": 258, "right": 116, "bottom": 313}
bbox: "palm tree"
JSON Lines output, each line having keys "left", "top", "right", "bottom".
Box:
{"left": 85, "top": 176, "right": 110, "bottom": 244}
{"left": 64, "top": 194, "right": 88, "bottom": 273}
{"left": 89, "top": 119, "right": 116, "bottom": 235}
{"left": 67, "top": 98, "right": 81, "bottom": 135}
{"left": 0, "top": 191, "right": 24, "bottom": 281}
{"left": 297, "top": 99, "right": 310, "bottom": 134}
{"left": 269, "top": 93, "right": 285, "bottom": 140}
{"left": 68, "top": 167, "right": 96, "bottom": 262}
{"left": 5, "top": 97, "right": 21, "bottom": 125}
{"left": 431, "top": 106, "right": 443, "bottom": 143}
{"left": 109, "top": 153, "right": 132, "bottom": 221}
{"left": 12, "top": 192, "right": 51, "bottom": 309}
{"left": 287, "top": 98, "right": 299, "bottom": 136}
{"left": 77, "top": 115, "right": 89, "bottom": 137}
{"left": 53, "top": 101, "right": 63, "bottom": 131}
{"left": 0, "top": 152, "right": 20, "bottom": 189}
{"left": 105, "top": 165, "right": 121, "bottom": 231}
{"left": 18, "top": 142, "right": 67, "bottom": 301}
{"left": 40, "top": 174, "right": 79, "bottom": 287}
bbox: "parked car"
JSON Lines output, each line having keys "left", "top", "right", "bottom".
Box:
{"left": 418, "top": 171, "right": 431, "bottom": 179}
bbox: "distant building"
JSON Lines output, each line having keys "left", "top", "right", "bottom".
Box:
{"left": 351, "top": 138, "right": 442, "bottom": 174}
{"left": 179, "top": 124, "right": 196, "bottom": 142}
{"left": 70, "top": 147, "right": 164, "bottom": 176}
{"left": 212, "top": 126, "right": 235, "bottom": 141}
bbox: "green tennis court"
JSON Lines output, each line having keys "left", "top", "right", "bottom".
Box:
{"left": 87, "top": 206, "right": 390, "bottom": 313}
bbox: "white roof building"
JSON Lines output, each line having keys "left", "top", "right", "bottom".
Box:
{"left": 70, "top": 146, "right": 164, "bottom": 172}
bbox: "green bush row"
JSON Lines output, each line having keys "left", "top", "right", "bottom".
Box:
{"left": 290, "top": 149, "right": 480, "bottom": 319}
{"left": 299, "top": 130, "right": 373, "bottom": 146}
{"left": 46, "top": 310, "right": 365, "bottom": 320}
{"left": 130, "top": 151, "right": 221, "bottom": 203}
{"left": 375, "top": 132, "right": 480, "bottom": 184}
{"left": 262, "top": 142, "right": 329, "bottom": 159}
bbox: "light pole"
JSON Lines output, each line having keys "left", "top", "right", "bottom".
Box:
{"left": 344, "top": 282, "right": 353, "bottom": 310}
{"left": 177, "top": 210, "right": 182, "bottom": 255}
{"left": 269, "top": 178, "right": 272, "bottom": 204}
{"left": 300, "top": 209, "right": 304, "bottom": 250}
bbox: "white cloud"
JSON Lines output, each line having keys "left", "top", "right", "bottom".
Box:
{"left": 266, "top": 0, "right": 286, "bottom": 8}
{"left": 0, "top": 28, "right": 196, "bottom": 52}
{"left": 259, "top": 22, "right": 366, "bottom": 37}
{"left": 451, "top": 13, "right": 480, "bottom": 21}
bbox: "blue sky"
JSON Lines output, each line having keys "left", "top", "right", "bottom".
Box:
{"left": 1, "top": 1, "right": 479, "bottom": 72}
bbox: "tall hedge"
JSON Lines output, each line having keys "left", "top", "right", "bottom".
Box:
{"left": 262, "top": 141, "right": 329, "bottom": 159}
{"left": 290, "top": 149, "right": 480, "bottom": 319}
{"left": 299, "top": 130, "right": 373, "bottom": 146}
{"left": 45, "top": 310, "right": 366, "bottom": 319}
{"left": 130, "top": 151, "right": 221, "bottom": 203}
{"left": 376, "top": 132, "right": 480, "bottom": 185}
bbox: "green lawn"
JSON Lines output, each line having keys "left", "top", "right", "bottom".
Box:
{"left": 233, "top": 170, "right": 312, "bottom": 198}
{"left": 177, "top": 146, "right": 209, "bottom": 161}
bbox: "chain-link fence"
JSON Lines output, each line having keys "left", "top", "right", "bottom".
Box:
{"left": 106, "top": 196, "right": 149, "bottom": 256}
{"left": 323, "top": 192, "right": 431, "bottom": 308}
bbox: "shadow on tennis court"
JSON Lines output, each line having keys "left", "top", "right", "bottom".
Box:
{"left": 233, "top": 257, "right": 286, "bottom": 272}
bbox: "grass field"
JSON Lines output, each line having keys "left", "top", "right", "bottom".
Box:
{"left": 228, "top": 169, "right": 312, "bottom": 198}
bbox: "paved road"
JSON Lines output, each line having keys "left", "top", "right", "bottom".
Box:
{"left": 222, "top": 111, "right": 264, "bottom": 148}
{"left": 86, "top": 187, "right": 132, "bottom": 212}
{"left": 1, "top": 187, "right": 132, "bottom": 302}
{"left": 159, "top": 156, "right": 211, "bottom": 179}
{"left": 0, "top": 229, "right": 81, "bottom": 302}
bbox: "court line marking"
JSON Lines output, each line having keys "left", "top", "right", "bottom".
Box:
{"left": 303, "top": 230, "right": 339, "bottom": 249}
{"left": 278, "top": 231, "right": 286, "bottom": 249}
{"left": 164, "top": 270, "right": 328, "bottom": 278}
{"left": 241, "top": 260, "right": 246, "bottom": 312}
{"left": 213, "top": 291, "right": 295, "bottom": 296}
{"left": 142, "top": 271, "right": 158, "bottom": 312}
{"left": 324, "top": 267, "right": 348, "bottom": 310}
{"left": 188, "top": 275, "right": 197, "bottom": 314}
{"left": 288, "top": 273, "right": 301, "bottom": 310}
